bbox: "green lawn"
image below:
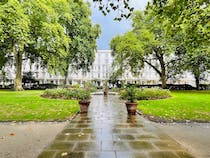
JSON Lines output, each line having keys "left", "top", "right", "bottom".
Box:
{"left": 138, "top": 90, "right": 210, "bottom": 122}
{"left": 0, "top": 90, "right": 79, "bottom": 121}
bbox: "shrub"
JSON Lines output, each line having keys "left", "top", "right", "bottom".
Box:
{"left": 84, "top": 81, "right": 97, "bottom": 92}
{"left": 120, "top": 88, "right": 171, "bottom": 101}
{"left": 76, "top": 89, "right": 91, "bottom": 101}
{"left": 110, "top": 87, "right": 123, "bottom": 92}
{"left": 72, "top": 84, "right": 80, "bottom": 89}
{"left": 120, "top": 87, "right": 138, "bottom": 102}
{"left": 41, "top": 88, "right": 91, "bottom": 101}
{"left": 136, "top": 88, "right": 171, "bottom": 100}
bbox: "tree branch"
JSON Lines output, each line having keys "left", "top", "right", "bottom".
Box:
{"left": 143, "top": 59, "right": 161, "bottom": 76}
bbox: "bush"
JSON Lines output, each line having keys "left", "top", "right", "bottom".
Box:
{"left": 41, "top": 88, "right": 91, "bottom": 101}
{"left": 84, "top": 81, "right": 97, "bottom": 93}
{"left": 110, "top": 87, "right": 123, "bottom": 92}
{"left": 136, "top": 88, "right": 171, "bottom": 100}
{"left": 76, "top": 89, "right": 91, "bottom": 101}
{"left": 120, "top": 87, "right": 137, "bottom": 102}
{"left": 71, "top": 84, "right": 80, "bottom": 89}
{"left": 120, "top": 88, "right": 171, "bottom": 101}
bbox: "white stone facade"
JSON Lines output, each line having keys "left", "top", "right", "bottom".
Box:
{"left": 0, "top": 50, "right": 209, "bottom": 87}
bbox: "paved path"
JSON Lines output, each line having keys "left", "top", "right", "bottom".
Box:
{"left": 38, "top": 95, "right": 195, "bottom": 158}
{"left": 0, "top": 122, "right": 67, "bottom": 158}
{"left": 156, "top": 123, "right": 210, "bottom": 158}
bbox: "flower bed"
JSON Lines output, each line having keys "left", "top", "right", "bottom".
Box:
{"left": 120, "top": 88, "right": 171, "bottom": 100}
{"left": 41, "top": 88, "right": 91, "bottom": 100}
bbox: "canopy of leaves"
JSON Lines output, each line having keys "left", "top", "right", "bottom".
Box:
{"left": 66, "top": 1, "right": 101, "bottom": 73}
{"left": 0, "top": 0, "right": 30, "bottom": 53}
{"left": 110, "top": 31, "right": 144, "bottom": 76}
{"left": 0, "top": 0, "right": 100, "bottom": 75}
{"left": 149, "top": 0, "right": 210, "bottom": 86}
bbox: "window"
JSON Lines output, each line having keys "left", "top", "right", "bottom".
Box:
{"left": 105, "top": 59, "right": 109, "bottom": 63}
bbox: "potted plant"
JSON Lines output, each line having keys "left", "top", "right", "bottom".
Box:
{"left": 77, "top": 89, "right": 91, "bottom": 113}
{"left": 103, "top": 81, "right": 109, "bottom": 95}
{"left": 121, "top": 86, "right": 138, "bottom": 115}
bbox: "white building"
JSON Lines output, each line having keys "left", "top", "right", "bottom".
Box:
{"left": 0, "top": 50, "right": 209, "bottom": 88}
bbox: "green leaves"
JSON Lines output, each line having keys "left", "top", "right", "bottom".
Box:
{"left": 62, "top": 0, "right": 100, "bottom": 76}
{"left": 0, "top": 0, "right": 100, "bottom": 89}
{"left": 0, "top": 0, "right": 30, "bottom": 52}
{"left": 110, "top": 31, "right": 144, "bottom": 76}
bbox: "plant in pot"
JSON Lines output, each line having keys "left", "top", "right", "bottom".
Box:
{"left": 121, "top": 86, "right": 138, "bottom": 115}
{"left": 77, "top": 89, "right": 91, "bottom": 113}
{"left": 103, "top": 81, "right": 109, "bottom": 96}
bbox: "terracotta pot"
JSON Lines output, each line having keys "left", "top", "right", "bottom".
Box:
{"left": 79, "top": 100, "right": 90, "bottom": 113}
{"left": 103, "top": 91, "right": 108, "bottom": 95}
{"left": 125, "top": 102, "right": 137, "bottom": 115}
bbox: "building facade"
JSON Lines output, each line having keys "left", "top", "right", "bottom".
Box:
{"left": 0, "top": 50, "right": 209, "bottom": 87}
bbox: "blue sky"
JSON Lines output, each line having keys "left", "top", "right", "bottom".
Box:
{"left": 90, "top": 0, "right": 150, "bottom": 50}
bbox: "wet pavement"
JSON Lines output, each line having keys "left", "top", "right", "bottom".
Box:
{"left": 38, "top": 95, "right": 195, "bottom": 158}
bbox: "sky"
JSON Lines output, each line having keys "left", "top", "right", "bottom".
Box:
{"left": 90, "top": 0, "right": 150, "bottom": 50}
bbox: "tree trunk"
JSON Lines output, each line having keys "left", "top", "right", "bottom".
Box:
{"left": 63, "top": 72, "right": 68, "bottom": 88}
{"left": 158, "top": 53, "right": 167, "bottom": 89}
{"left": 195, "top": 76, "right": 200, "bottom": 90}
{"left": 63, "top": 64, "right": 69, "bottom": 88}
{"left": 160, "top": 73, "right": 167, "bottom": 89}
{"left": 14, "top": 46, "right": 23, "bottom": 91}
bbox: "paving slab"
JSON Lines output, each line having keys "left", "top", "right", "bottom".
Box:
{"left": 38, "top": 95, "right": 195, "bottom": 158}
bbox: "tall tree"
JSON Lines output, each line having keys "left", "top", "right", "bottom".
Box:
{"left": 150, "top": 0, "right": 210, "bottom": 89}
{"left": 0, "top": 0, "right": 70, "bottom": 90}
{"left": 110, "top": 11, "right": 183, "bottom": 88}
{"left": 0, "top": 0, "right": 30, "bottom": 90}
{"left": 110, "top": 31, "right": 144, "bottom": 77}
{"left": 61, "top": 1, "right": 101, "bottom": 87}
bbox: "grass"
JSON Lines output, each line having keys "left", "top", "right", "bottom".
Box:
{"left": 0, "top": 90, "right": 79, "bottom": 121}
{"left": 138, "top": 90, "right": 210, "bottom": 122}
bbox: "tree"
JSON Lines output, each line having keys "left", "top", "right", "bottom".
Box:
{"left": 0, "top": 51, "right": 7, "bottom": 70}
{"left": 110, "top": 31, "right": 144, "bottom": 77}
{"left": 61, "top": 1, "right": 101, "bottom": 87}
{"left": 179, "top": 52, "right": 210, "bottom": 89}
{"left": 149, "top": 0, "right": 210, "bottom": 89}
{"left": 0, "top": 0, "right": 70, "bottom": 90}
{"left": 110, "top": 11, "right": 183, "bottom": 88}
{"left": 0, "top": 0, "right": 30, "bottom": 91}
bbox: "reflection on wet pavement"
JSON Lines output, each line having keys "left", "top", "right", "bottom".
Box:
{"left": 38, "top": 95, "right": 195, "bottom": 158}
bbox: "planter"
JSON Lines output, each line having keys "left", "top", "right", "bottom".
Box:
{"left": 103, "top": 91, "right": 108, "bottom": 96}
{"left": 125, "top": 102, "right": 138, "bottom": 115}
{"left": 79, "top": 100, "right": 90, "bottom": 113}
